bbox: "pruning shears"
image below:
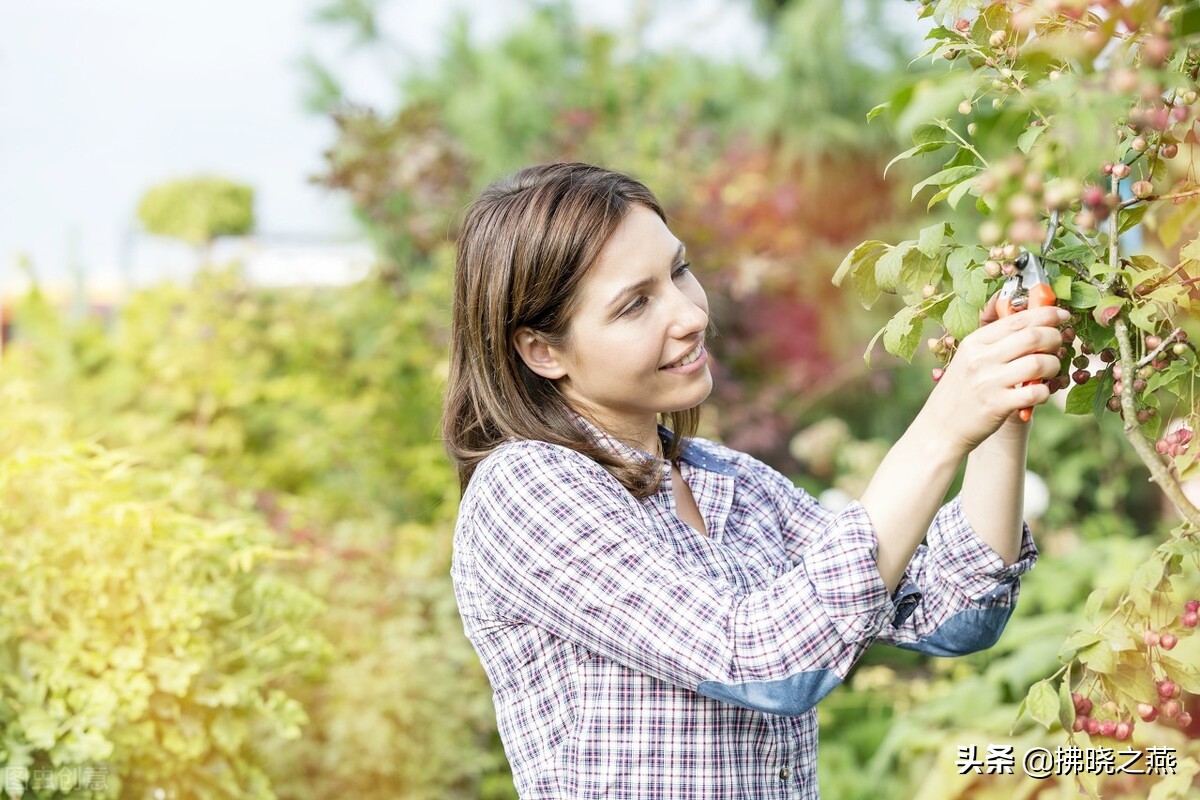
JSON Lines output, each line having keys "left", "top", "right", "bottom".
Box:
{"left": 996, "top": 250, "right": 1058, "bottom": 422}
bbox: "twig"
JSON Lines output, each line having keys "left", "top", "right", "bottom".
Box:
{"left": 1113, "top": 317, "right": 1200, "bottom": 528}
{"left": 1136, "top": 327, "right": 1190, "bottom": 368}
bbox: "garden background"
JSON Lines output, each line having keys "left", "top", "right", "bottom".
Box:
{"left": 0, "top": 0, "right": 1196, "bottom": 798}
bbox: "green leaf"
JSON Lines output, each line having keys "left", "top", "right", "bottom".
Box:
{"left": 1180, "top": 234, "right": 1200, "bottom": 262}
{"left": 900, "top": 250, "right": 944, "bottom": 299}
{"left": 946, "top": 246, "right": 984, "bottom": 278}
{"left": 1078, "top": 640, "right": 1116, "bottom": 673}
{"left": 883, "top": 306, "right": 923, "bottom": 363}
{"left": 1017, "top": 124, "right": 1047, "bottom": 154}
{"left": 1026, "top": 679, "right": 1060, "bottom": 730}
{"left": 851, "top": 257, "right": 884, "bottom": 310}
{"left": 876, "top": 242, "right": 914, "bottom": 293}
{"left": 1129, "top": 558, "right": 1164, "bottom": 615}
{"left": 1118, "top": 203, "right": 1148, "bottom": 235}
{"left": 1064, "top": 377, "right": 1099, "bottom": 414}
{"left": 1069, "top": 281, "right": 1102, "bottom": 309}
{"left": 1059, "top": 631, "right": 1103, "bottom": 660}
{"left": 1053, "top": 275, "right": 1072, "bottom": 301}
{"left": 912, "top": 122, "right": 951, "bottom": 146}
{"left": 947, "top": 178, "right": 975, "bottom": 209}
{"left": 866, "top": 102, "right": 890, "bottom": 123}
{"left": 911, "top": 166, "right": 981, "bottom": 201}
{"left": 833, "top": 240, "right": 889, "bottom": 287}
{"left": 917, "top": 222, "right": 947, "bottom": 258}
{"left": 1129, "top": 302, "right": 1160, "bottom": 331}
{"left": 951, "top": 263, "right": 988, "bottom": 307}
{"left": 1084, "top": 588, "right": 1106, "bottom": 620}
{"left": 884, "top": 142, "right": 947, "bottom": 177}
{"left": 1058, "top": 668, "right": 1075, "bottom": 731}
{"left": 942, "top": 296, "right": 979, "bottom": 341}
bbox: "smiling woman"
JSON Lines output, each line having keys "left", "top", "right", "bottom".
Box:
{"left": 441, "top": 162, "right": 1059, "bottom": 800}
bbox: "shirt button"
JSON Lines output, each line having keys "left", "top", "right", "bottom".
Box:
{"left": 779, "top": 767, "right": 790, "bottom": 780}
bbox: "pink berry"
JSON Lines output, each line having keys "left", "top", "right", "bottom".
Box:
{"left": 1161, "top": 633, "right": 1178, "bottom": 650}
{"left": 1144, "top": 629, "right": 1161, "bottom": 647}
{"left": 1158, "top": 679, "right": 1178, "bottom": 699}
{"left": 1183, "top": 611, "right": 1199, "bottom": 628}
{"left": 1180, "top": 711, "right": 1194, "bottom": 727}
{"left": 1162, "top": 699, "right": 1182, "bottom": 719}
{"left": 1139, "top": 703, "right": 1159, "bottom": 722}
{"left": 1085, "top": 717, "right": 1102, "bottom": 734}
{"left": 932, "top": 368, "right": 945, "bottom": 383}
{"left": 1099, "top": 720, "right": 1116, "bottom": 736}
{"left": 1077, "top": 697, "right": 1093, "bottom": 716}
{"left": 1186, "top": 599, "right": 1200, "bottom": 613}
{"left": 1114, "top": 721, "right": 1132, "bottom": 740}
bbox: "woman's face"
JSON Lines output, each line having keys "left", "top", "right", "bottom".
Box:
{"left": 546, "top": 204, "right": 712, "bottom": 446}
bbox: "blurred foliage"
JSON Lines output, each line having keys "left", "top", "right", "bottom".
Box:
{"left": 3, "top": 0, "right": 1196, "bottom": 798}
{"left": 136, "top": 177, "right": 255, "bottom": 247}
{"left": 0, "top": 356, "right": 324, "bottom": 799}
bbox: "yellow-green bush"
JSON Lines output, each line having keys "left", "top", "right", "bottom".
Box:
{"left": 0, "top": 374, "right": 326, "bottom": 799}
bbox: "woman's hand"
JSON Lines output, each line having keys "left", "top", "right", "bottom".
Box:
{"left": 923, "top": 301, "right": 1069, "bottom": 456}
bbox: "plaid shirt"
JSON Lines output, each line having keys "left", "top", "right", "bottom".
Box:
{"left": 451, "top": 421, "right": 1037, "bottom": 799}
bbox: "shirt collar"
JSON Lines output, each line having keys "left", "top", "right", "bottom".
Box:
{"left": 569, "top": 412, "right": 737, "bottom": 477}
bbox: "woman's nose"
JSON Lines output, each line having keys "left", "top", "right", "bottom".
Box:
{"left": 668, "top": 286, "right": 708, "bottom": 339}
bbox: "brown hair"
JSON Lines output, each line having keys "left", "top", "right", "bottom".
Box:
{"left": 442, "top": 162, "right": 700, "bottom": 498}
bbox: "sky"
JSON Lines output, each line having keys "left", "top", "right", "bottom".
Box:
{"left": 0, "top": 0, "right": 765, "bottom": 294}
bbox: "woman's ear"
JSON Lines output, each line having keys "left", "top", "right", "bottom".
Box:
{"left": 512, "top": 327, "right": 567, "bottom": 380}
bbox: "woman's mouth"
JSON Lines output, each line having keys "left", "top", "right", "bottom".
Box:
{"left": 661, "top": 341, "right": 706, "bottom": 371}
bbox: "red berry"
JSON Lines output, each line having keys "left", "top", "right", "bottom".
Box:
{"left": 1073, "top": 716, "right": 1087, "bottom": 732}
{"left": 1100, "top": 348, "right": 1116, "bottom": 363}
{"left": 1099, "top": 720, "right": 1116, "bottom": 736}
{"left": 1078, "top": 697, "right": 1093, "bottom": 716}
{"left": 1183, "top": 611, "right": 1199, "bottom": 628}
{"left": 1107, "top": 396, "right": 1122, "bottom": 413}
{"left": 1180, "top": 711, "right": 1194, "bottom": 727}
{"left": 1186, "top": 599, "right": 1200, "bottom": 613}
{"left": 1072, "top": 370, "right": 1090, "bottom": 385}
{"left": 1114, "top": 721, "right": 1132, "bottom": 740}
{"left": 1146, "top": 335, "right": 1163, "bottom": 349}
{"left": 1161, "top": 633, "right": 1178, "bottom": 650}
{"left": 1085, "top": 717, "right": 1102, "bottom": 734}
{"left": 1139, "top": 703, "right": 1159, "bottom": 722}
{"left": 1158, "top": 679, "right": 1178, "bottom": 699}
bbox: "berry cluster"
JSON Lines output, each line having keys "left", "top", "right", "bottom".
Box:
{"left": 1072, "top": 598, "right": 1199, "bottom": 739}
{"left": 1071, "top": 693, "right": 1135, "bottom": 741}
{"left": 1155, "top": 427, "right": 1192, "bottom": 459}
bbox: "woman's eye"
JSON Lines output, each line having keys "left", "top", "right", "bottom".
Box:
{"left": 672, "top": 262, "right": 691, "bottom": 279}
{"left": 621, "top": 296, "right": 648, "bottom": 316}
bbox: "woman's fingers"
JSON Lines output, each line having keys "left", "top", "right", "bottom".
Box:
{"left": 994, "top": 352, "right": 1061, "bottom": 388}
{"left": 971, "top": 305, "right": 1067, "bottom": 346}
{"left": 990, "top": 324, "right": 1064, "bottom": 365}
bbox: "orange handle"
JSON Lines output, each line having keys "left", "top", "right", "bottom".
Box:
{"left": 996, "top": 284, "right": 1058, "bottom": 422}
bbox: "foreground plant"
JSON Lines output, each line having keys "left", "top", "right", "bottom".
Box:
{"left": 836, "top": 1, "right": 1200, "bottom": 795}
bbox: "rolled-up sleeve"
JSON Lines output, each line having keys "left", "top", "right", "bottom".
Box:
{"left": 461, "top": 440, "right": 902, "bottom": 716}
{"left": 873, "top": 495, "right": 1037, "bottom": 656}
{"left": 750, "top": 450, "right": 1035, "bottom": 657}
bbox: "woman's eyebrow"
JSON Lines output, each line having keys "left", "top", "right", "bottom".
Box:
{"left": 604, "top": 243, "right": 687, "bottom": 312}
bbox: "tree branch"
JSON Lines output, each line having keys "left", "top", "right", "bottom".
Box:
{"left": 1113, "top": 316, "right": 1200, "bottom": 528}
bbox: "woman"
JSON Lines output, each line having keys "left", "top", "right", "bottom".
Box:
{"left": 443, "top": 162, "right": 1064, "bottom": 799}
